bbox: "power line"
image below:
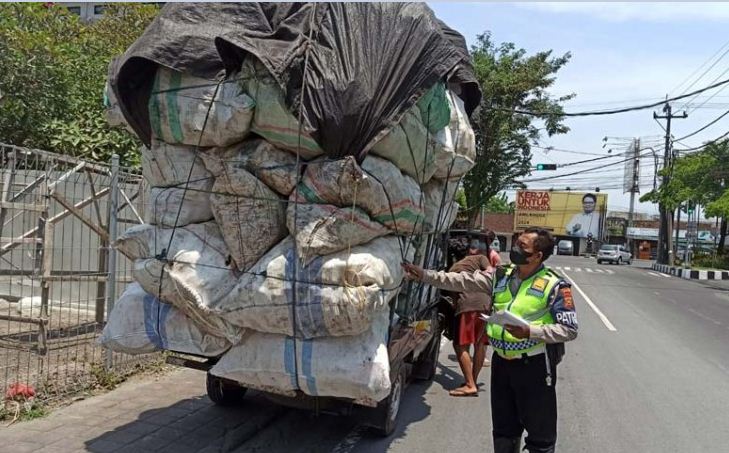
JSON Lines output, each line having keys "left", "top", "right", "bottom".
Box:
{"left": 489, "top": 76, "right": 729, "bottom": 117}
{"left": 672, "top": 38, "right": 729, "bottom": 100}
{"left": 518, "top": 151, "right": 653, "bottom": 183}
{"left": 675, "top": 129, "right": 729, "bottom": 154}
{"left": 674, "top": 109, "right": 729, "bottom": 142}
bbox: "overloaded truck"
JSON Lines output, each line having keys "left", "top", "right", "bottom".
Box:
{"left": 100, "top": 2, "right": 482, "bottom": 436}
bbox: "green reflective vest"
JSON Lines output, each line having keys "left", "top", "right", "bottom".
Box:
{"left": 487, "top": 265, "right": 561, "bottom": 358}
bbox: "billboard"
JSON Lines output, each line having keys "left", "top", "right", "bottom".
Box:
{"left": 514, "top": 190, "right": 608, "bottom": 238}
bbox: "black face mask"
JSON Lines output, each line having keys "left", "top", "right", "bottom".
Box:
{"left": 510, "top": 246, "right": 535, "bottom": 265}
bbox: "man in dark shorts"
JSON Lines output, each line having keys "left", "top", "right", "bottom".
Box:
{"left": 445, "top": 240, "right": 492, "bottom": 397}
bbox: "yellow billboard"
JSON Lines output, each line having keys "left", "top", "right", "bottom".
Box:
{"left": 514, "top": 190, "right": 608, "bottom": 238}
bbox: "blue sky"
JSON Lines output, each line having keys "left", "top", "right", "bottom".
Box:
{"left": 429, "top": 2, "right": 729, "bottom": 215}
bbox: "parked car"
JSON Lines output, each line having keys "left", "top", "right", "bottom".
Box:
{"left": 597, "top": 244, "right": 632, "bottom": 265}
{"left": 557, "top": 240, "right": 574, "bottom": 256}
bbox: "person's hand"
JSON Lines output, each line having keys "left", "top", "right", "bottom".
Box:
{"left": 573, "top": 223, "right": 582, "bottom": 232}
{"left": 401, "top": 262, "right": 425, "bottom": 281}
{"left": 504, "top": 324, "right": 530, "bottom": 339}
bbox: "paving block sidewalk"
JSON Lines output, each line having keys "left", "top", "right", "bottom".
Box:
{"left": 0, "top": 368, "right": 284, "bottom": 453}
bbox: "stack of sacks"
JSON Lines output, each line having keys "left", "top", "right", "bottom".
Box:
{"left": 104, "top": 59, "right": 475, "bottom": 399}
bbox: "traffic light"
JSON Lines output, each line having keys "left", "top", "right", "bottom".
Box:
{"left": 535, "top": 163, "right": 558, "bottom": 170}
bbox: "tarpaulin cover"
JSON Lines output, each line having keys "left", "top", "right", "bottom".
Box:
{"left": 110, "top": 2, "right": 481, "bottom": 160}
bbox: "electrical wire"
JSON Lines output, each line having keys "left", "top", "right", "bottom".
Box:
{"left": 488, "top": 76, "right": 729, "bottom": 117}
{"left": 518, "top": 151, "right": 654, "bottom": 183}
{"left": 674, "top": 109, "right": 729, "bottom": 142}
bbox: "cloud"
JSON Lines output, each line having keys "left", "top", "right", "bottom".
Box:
{"left": 516, "top": 2, "right": 729, "bottom": 22}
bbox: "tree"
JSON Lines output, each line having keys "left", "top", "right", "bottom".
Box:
{"left": 485, "top": 192, "right": 514, "bottom": 213}
{"left": 464, "top": 32, "right": 573, "bottom": 225}
{"left": 0, "top": 3, "right": 159, "bottom": 166}
{"left": 641, "top": 140, "right": 729, "bottom": 252}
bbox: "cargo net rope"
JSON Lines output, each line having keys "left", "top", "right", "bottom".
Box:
{"left": 103, "top": 26, "right": 475, "bottom": 403}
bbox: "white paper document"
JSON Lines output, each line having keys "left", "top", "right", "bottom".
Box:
{"left": 480, "top": 311, "right": 530, "bottom": 328}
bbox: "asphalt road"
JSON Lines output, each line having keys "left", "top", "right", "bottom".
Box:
{"left": 230, "top": 255, "right": 729, "bottom": 452}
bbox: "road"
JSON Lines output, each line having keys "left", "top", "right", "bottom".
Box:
{"left": 231, "top": 255, "right": 729, "bottom": 452}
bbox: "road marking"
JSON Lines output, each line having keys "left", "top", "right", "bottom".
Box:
{"left": 687, "top": 307, "right": 722, "bottom": 325}
{"left": 586, "top": 268, "right": 594, "bottom": 273}
{"left": 331, "top": 425, "right": 367, "bottom": 453}
{"left": 562, "top": 270, "right": 617, "bottom": 332}
{"left": 574, "top": 268, "right": 582, "bottom": 272}
{"left": 563, "top": 266, "right": 571, "bottom": 271}
{"left": 648, "top": 272, "right": 661, "bottom": 277}
{"left": 604, "top": 269, "right": 615, "bottom": 275}
{"left": 594, "top": 269, "right": 604, "bottom": 274}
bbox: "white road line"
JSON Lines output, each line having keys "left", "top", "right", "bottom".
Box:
{"left": 604, "top": 269, "right": 615, "bottom": 275}
{"left": 594, "top": 269, "right": 604, "bottom": 274}
{"left": 586, "top": 268, "right": 594, "bottom": 273}
{"left": 648, "top": 272, "right": 660, "bottom": 277}
{"left": 658, "top": 272, "right": 671, "bottom": 278}
{"left": 563, "top": 267, "right": 571, "bottom": 271}
{"left": 574, "top": 267, "right": 582, "bottom": 272}
{"left": 562, "top": 270, "right": 617, "bottom": 332}
{"left": 330, "top": 425, "right": 367, "bottom": 453}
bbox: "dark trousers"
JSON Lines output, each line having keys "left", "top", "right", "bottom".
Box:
{"left": 491, "top": 352, "right": 558, "bottom": 453}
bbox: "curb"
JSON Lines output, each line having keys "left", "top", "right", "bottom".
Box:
{"left": 652, "top": 263, "right": 729, "bottom": 280}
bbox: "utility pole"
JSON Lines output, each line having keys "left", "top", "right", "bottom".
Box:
{"left": 654, "top": 103, "right": 687, "bottom": 264}
{"left": 627, "top": 138, "right": 640, "bottom": 255}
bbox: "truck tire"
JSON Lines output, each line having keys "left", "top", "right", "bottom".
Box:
{"left": 206, "top": 372, "right": 247, "bottom": 406}
{"left": 411, "top": 332, "right": 441, "bottom": 382}
{"left": 370, "top": 368, "right": 405, "bottom": 437}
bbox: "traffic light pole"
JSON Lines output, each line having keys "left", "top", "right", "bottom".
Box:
{"left": 653, "top": 103, "right": 687, "bottom": 265}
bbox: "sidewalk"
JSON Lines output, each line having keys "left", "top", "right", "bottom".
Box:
{"left": 0, "top": 368, "right": 283, "bottom": 453}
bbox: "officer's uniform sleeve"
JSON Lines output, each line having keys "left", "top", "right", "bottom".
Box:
{"left": 528, "top": 279, "right": 578, "bottom": 343}
{"left": 422, "top": 269, "right": 494, "bottom": 294}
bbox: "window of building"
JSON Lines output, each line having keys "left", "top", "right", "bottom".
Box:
{"left": 66, "top": 6, "right": 81, "bottom": 15}
{"left": 93, "top": 5, "right": 107, "bottom": 15}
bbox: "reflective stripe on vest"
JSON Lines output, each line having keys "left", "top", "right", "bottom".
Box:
{"left": 487, "top": 266, "right": 560, "bottom": 358}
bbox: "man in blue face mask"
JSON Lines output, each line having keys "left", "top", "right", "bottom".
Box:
{"left": 402, "top": 227, "right": 578, "bottom": 453}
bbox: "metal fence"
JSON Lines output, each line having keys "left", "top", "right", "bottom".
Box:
{"left": 0, "top": 143, "right": 154, "bottom": 404}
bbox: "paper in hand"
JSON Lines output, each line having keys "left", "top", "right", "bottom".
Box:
{"left": 480, "top": 311, "right": 529, "bottom": 328}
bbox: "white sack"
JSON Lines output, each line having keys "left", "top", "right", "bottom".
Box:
{"left": 295, "top": 155, "right": 423, "bottom": 233}
{"left": 286, "top": 199, "right": 390, "bottom": 261}
{"left": 114, "top": 222, "right": 241, "bottom": 342}
{"left": 100, "top": 283, "right": 230, "bottom": 357}
{"left": 208, "top": 169, "right": 287, "bottom": 270}
{"left": 422, "top": 178, "right": 460, "bottom": 233}
{"left": 148, "top": 67, "right": 255, "bottom": 147}
{"left": 211, "top": 236, "right": 410, "bottom": 339}
{"left": 210, "top": 311, "right": 391, "bottom": 401}
{"left": 146, "top": 180, "right": 214, "bottom": 227}
{"left": 141, "top": 141, "right": 213, "bottom": 188}
{"left": 201, "top": 139, "right": 299, "bottom": 196}
{"left": 432, "top": 90, "right": 477, "bottom": 180}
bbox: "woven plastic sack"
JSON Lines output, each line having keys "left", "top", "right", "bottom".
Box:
{"left": 286, "top": 201, "right": 390, "bottom": 261}
{"left": 208, "top": 167, "right": 287, "bottom": 270}
{"left": 240, "top": 59, "right": 324, "bottom": 159}
{"left": 422, "top": 178, "right": 460, "bottom": 233}
{"left": 201, "top": 139, "right": 299, "bottom": 197}
{"left": 210, "top": 235, "right": 410, "bottom": 339}
{"left": 141, "top": 140, "right": 213, "bottom": 188}
{"left": 210, "top": 310, "right": 390, "bottom": 401}
{"left": 432, "top": 90, "right": 477, "bottom": 180}
{"left": 295, "top": 156, "right": 424, "bottom": 234}
{"left": 146, "top": 179, "right": 214, "bottom": 227}
{"left": 148, "top": 67, "right": 255, "bottom": 147}
{"left": 114, "top": 222, "right": 242, "bottom": 342}
{"left": 100, "top": 283, "right": 230, "bottom": 356}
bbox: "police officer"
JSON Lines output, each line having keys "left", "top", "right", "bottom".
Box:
{"left": 402, "top": 227, "right": 578, "bottom": 453}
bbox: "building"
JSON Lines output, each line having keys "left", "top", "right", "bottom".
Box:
{"left": 59, "top": 3, "right": 109, "bottom": 22}
{"left": 478, "top": 212, "right": 514, "bottom": 252}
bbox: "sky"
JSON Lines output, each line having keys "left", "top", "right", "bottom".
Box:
{"left": 429, "top": 2, "right": 729, "bottom": 216}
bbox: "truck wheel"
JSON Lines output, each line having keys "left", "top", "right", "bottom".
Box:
{"left": 412, "top": 332, "right": 441, "bottom": 382}
{"left": 206, "top": 372, "right": 246, "bottom": 406}
{"left": 370, "top": 368, "right": 405, "bottom": 437}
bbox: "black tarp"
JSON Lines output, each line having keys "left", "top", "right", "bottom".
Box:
{"left": 110, "top": 2, "right": 481, "bottom": 160}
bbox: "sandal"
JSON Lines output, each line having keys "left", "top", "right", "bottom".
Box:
{"left": 449, "top": 388, "right": 479, "bottom": 397}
